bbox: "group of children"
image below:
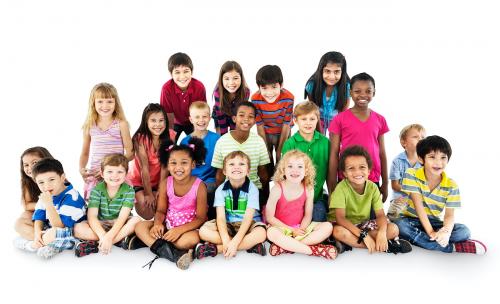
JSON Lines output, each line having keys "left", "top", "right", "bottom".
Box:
{"left": 14, "top": 51, "right": 487, "bottom": 270}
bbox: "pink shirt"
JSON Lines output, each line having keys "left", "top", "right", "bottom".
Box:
{"left": 165, "top": 176, "right": 201, "bottom": 229}
{"left": 329, "top": 109, "right": 389, "bottom": 182}
{"left": 274, "top": 183, "right": 307, "bottom": 227}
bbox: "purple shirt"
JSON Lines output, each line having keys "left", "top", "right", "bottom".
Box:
{"left": 160, "top": 78, "right": 207, "bottom": 125}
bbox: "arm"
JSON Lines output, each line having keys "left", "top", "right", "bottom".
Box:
{"left": 432, "top": 208, "right": 454, "bottom": 246}
{"left": 409, "top": 192, "right": 436, "bottom": 238}
{"left": 150, "top": 179, "right": 167, "bottom": 239}
{"left": 327, "top": 134, "right": 341, "bottom": 194}
{"left": 119, "top": 120, "right": 134, "bottom": 161}
{"left": 79, "top": 129, "right": 91, "bottom": 179}
{"left": 256, "top": 125, "right": 268, "bottom": 148}
{"left": 225, "top": 208, "right": 256, "bottom": 258}
{"left": 101, "top": 207, "right": 132, "bottom": 253}
{"left": 167, "top": 113, "right": 175, "bottom": 132}
{"left": 40, "top": 191, "right": 64, "bottom": 228}
{"left": 215, "top": 169, "right": 225, "bottom": 188}
{"left": 22, "top": 191, "right": 37, "bottom": 211}
{"left": 336, "top": 208, "right": 376, "bottom": 253}
{"left": 136, "top": 139, "right": 156, "bottom": 208}
{"left": 257, "top": 165, "right": 269, "bottom": 186}
{"left": 276, "top": 124, "right": 291, "bottom": 163}
{"left": 374, "top": 209, "right": 388, "bottom": 252}
{"left": 216, "top": 206, "right": 232, "bottom": 254}
{"left": 391, "top": 180, "right": 403, "bottom": 192}
{"left": 378, "top": 135, "right": 389, "bottom": 202}
{"left": 299, "top": 187, "right": 314, "bottom": 230}
{"left": 33, "top": 220, "right": 44, "bottom": 247}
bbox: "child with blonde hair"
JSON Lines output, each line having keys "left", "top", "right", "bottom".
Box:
{"left": 266, "top": 150, "right": 336, "bottom": 258}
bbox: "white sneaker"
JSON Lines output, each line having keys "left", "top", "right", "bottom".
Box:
{"left": 37, "top": 246, "right": 61, "bottom": 259}
{"left": 13, "top": 237, "right": 37, "bottom": 253}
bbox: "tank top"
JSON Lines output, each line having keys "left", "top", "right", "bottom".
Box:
{"left": 274, "top": 182, "right": 307, "bottom": 227}
{"left": 165, "top": 176, "right": 201, "bottom": 229}
{"left": 89, "top": 119, "right": 124, "bottom": 170}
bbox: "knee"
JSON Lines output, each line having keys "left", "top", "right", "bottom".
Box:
{"left": 387, "top": 223, "right": 399, "bottom": 239}
{"left": 73, "top": 222, "right": 87, "bottom": 238}
{"left": 453, "top": 223, "right": 471, "bottom": 241}
{"left": 134, "top": 202, "right": 154, "bottom": 220}
{"left": 317, "top": 222, "right": 333, "bottom": 234}
{"left": 394, "top": 219, "right": 411, "bottom": 238}
{"left": 253, "top": 226, "right": 267, "bottom": 242}
{"left": 175, "top": 233, "right": 199, "bottom": 250}
{"left": 266, "top": 227, "right": 280, "bottom": 242}
{"left": 332, "top": 225, "right": 350, "bottom": 239}
{"left": 134, "top": 220, "right": 151, "bottom": 234}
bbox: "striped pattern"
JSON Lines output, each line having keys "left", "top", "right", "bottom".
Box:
{"left": 88, "top": 182, "right": 135, "bottom": 220}
{"left": 211, "top": 86, "right": 250, "bottom": 135}
{"left": 251, "top": 89, "right": 294, "bottom": 135}
{"left": 214, "top": 178, "right": 261, "bottom": 223}
{"left": 89, "top": 119, "right": 124, "bottom": 171}
{"left": 402, "top": 168, "right": 461, "bottom": 221}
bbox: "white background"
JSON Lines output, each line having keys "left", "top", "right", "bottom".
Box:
{"left": 1, "top": 0, "right": 498, "bottom": 303}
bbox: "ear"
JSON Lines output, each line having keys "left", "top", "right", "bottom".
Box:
{"left": 191, "top": 161, "right": 196, "bottom": 169}
{"left": 418, "top": 156, "right": 424, "bottom": 164}
{"left": 188, "top": 115, "right": 195, "bottom": 124}
{"left": 372, "top": 89, "right": 376, "bottom": 97}
{"left": 61, "top": 173, "right": 66, "bottom": 181}
{"left": 232, "top": 115, "right": 236, "bottom": 123}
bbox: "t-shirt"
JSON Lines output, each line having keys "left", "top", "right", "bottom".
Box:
{"left": 180, "top": 131, "right": 220, "bottom": 184}
{"left": 401, "top": 167, "right": 461, "bottom": 221}
{"left": 214, "top": 177, "right": 261, "bottom": 223}
{"left": 211, "top": 132, "right": 270, "bottom": 189}
{"left": 251, "top": 88, "right": 294, "bottom": 135}
{"left": 212, "top": 86, "right": 251, "bottom": 135}
{"left": 32, "top": 183, "right": 86, "bottom": 228}
{"left": 88, "top": 181, "right": 135, "bottom": 220}
{"left": 329, "top": 109, "right": 389, "bottom": 183}
{"left": 328, "top": 179, "right": 383, "bottom": 224}
{"left": 281, "top": 131, "right": 329, "bottom": 201}
{"left": 389, "top": 151, "right": 422, "bottom": 200}
{"left": 160, "top": 78, "right": 207, "bottom": 125}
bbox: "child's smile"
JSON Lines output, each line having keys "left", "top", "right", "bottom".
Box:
{"left": 350, "top": 80, "right": 375, "bottom": 109}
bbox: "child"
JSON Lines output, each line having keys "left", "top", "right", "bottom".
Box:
{"left": 180, "top": 101, "right": 220, "bottom": 220}
{"left": 387, "top": 124, "right": 426, "bottom": 220}
{"left": 134, "top": 138, "right": 208, "bottom": 270}
{"left": 328, "top": 72, "right": 389, "bottom": 202}
{"left": 251, "top": 65, "right": 294, "bottom": 168}
{"left": 266, "top": 150, "right": 337, "bottom": 259}
{"left": 212, "top": 61, "right": 250, "bottom": 135}
{"left": 395, "top": 136, "right": 487, "bottom": 254}
{"left": 14, "top": 146, "right": 54, "bottom": 241}
{"left": 304, "top": 51, "right": 350, "bottom": 135}
{"left": 329, "top": 146, "right": 412, "bottom": 254}
{"left": 282, "top": 101, "right": 330, "bottom": 222}
{"left": 196, "top": 151, "right": 267, "bottom": 259}
{"left": 74, "top": 154, "right": 142, "bottom": 257}
{"left": 14, "top": 158, "right": 86, "bottom": 258}
{"left": 160, "top": 52, "right": 207, "bottom": 142}
{"left": 80, "top": 82, "right": 134, "bottom": 200}
{"left": 128, "top": 103, "right": 175, "bottom": 220}
{"left": 211, "top": 101, "right": 271, "bottom": 208}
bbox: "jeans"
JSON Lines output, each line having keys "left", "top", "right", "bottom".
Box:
{"left": 395, "top": 217, "right": 470, "bottom": 253}
{"left": 312, "top": 194, "right": 329, "bottom": 222}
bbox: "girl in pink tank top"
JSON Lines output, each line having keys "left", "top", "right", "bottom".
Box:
{"left": 265, "top": 150, "right": 337, "bottom": 259}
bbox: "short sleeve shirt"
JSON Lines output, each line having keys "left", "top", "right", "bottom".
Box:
{"left": 181, "top": 131, "right": 220, "bottom": 184}
{"left": 213, "top": 177, "right": 261, "bottom": 223}
{"left": 389, "top": 151, "right": 422, "bottom": 200}
{"left": 160, "top": 78, "right": 207, "bottom": 125}
{"left": 88, "top": 182, "right": 135, "bottom": 220}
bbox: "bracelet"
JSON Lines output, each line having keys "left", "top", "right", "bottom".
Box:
{"left": 357, "top": 229, "right": 368, "bottom": 244}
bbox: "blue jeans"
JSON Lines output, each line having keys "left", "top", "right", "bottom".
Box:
{"left": 395, "top": 217, "right": 470, "bottom": 253}
{"left": 312, "top": 194, "right": 328, "bottom": 222}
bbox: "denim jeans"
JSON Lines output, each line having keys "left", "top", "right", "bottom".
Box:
{"left": 395, "top": 217, "right": 470, "bottom": 253}
{"left": 312, "top": 194, "right": 329, "bottom": 222}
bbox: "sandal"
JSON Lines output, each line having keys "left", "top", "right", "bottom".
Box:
{"left": 308, "top": 244, "right": 337, "bottom": 260}
{"left": 269, "top": 243, "right": 294, "bottom": 256}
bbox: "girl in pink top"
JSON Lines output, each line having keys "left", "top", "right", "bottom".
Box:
{"left": 266, "top": 150, "right": 336, "bottom": 259}
{"left": 328, "top": 72, "right": 390, "bottom": 202}
{"left": 128, "top": 104, "right": 176, "bottom": 220}
{"left": 134, "top": 137, "right": 208, "bottom": 270}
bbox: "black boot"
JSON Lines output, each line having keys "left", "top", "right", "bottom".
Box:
{"left": 147, "top": 239, "right": 193, "bottom": 270}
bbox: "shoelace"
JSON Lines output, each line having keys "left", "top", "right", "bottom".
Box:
{"left": 142, "top": 256, "right": 159, "bottom": 270}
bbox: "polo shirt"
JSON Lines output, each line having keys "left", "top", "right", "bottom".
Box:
{"left": 88, "top": 181, "right": 135, "bottom": 220}
{"left": 160, "top": 78, "right": 207, "bottom": 125}
{"left": 181, "top": 131, "right": 220, "bottom": 183}
{"left": 251, "top": 88, "right": 294, "bottom": 135}
{"left": 213, "top": 177, "right": 261, "bottom": 223}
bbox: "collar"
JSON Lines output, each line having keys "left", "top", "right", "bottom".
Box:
{"left": 414, "top": 167, "right": 450, "bottom": 187}
{"left": 222, "top": 176, "right": 250, "bottom": 192}
{"left": 173, "top": 78, "right": 194, "bottom": 95}
{"left": 293, "top": 130, "right": 320, "bottom": 142}
{"left": 52, "top": 182, "right": 72, "bottom": 202}
{"left": 95, "top": 181, "right": 129, "bottom": 199}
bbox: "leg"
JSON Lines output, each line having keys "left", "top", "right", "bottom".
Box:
{"left": 14, "top": 211, "right": 35, "bottom": 240}
{"left": 448, "top": 223, "right": 471, "bottom": 243}
{"left": 112, "top": 216, "right": 142, "bottom": 243}
{"left": 385, "top": 222, "right": 399, "bottom": 240}
{"left": 198, "top": 221, "right": 224, "bottom": 253}
{"left": 236, "top": 226, "right": 267, "bottom": 251}
{"left": 134, "top": 190, "right": 156, "bottom": 220}
{"left": 333, "top": 225, "right": 366, "bottom": 248}
{"left": 395, "top": 217, "right": 453, "bottom": 253}
{"left": 41, "top": 228, "right": 57, "bottom": 244}
{"left": 267, "top": 226, "right": 311, "bottom": 254}
{"left": 173, "top": 230, "right": 200, "bottom": 250}
{"left": 134, "top": 221, "right": 156, "bottom": 247}
{"left": 73, "top": 221, "right": 99, "bottom": 241}
{"left": 300, "top": 222, "right": 333, "bottom": 245}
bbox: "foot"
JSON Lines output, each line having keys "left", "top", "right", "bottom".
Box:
{"left": 37, "top": 246, "right": 61, "bottom": 259}
{"left": 176, "top": 249, "right": 194, "bottom": 270}
{"left": 122, "top": 234, "right": 147, "bottom": 250}
{"left": 269, "top": 243, "right": 294, "bottom": 256}
{"left": 75, "top": 240, "right": 99, "bottom": 257}
{"left": 13, "top": 237, "right": 37, "bottom": 253}
{"left": 246, "top": 242, "right": 267, "bottom": 256}
{"left": 309, "top": 244, "right": 337, "bottom": 260}
{"left": 194, "top": 242, "right": 218, "bottom": 259}
{"left": 334, "top": 240, "right": 352, "bottom": 254}
{"left": 453, "top": 239, "right": 487, "bottom": 255}
{"left": 387, "top": 239, "right": 412, "bottom": 254}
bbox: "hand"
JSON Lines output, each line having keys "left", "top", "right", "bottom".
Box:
{"left": 428, "top": 230, "right": 438, "bottom": 240}
{"left": 93, "top": 169, "right": 102, "bottom": 180}
{"left": 98, "top": 234, "right": 113, "bottom": 255}
{"left": 39, "top": 191, "right": 53, "bottom": 206}
{"left": 223, "top": 238, "right": 238, "bottom": 259}
{"left": 162, "top": 227, "right": 183, "bottom": 242}
{"left": 149, "top": 223, "right": 165, "bottom": 239}
{"left": 380, "top": 182, "right": 389, "bottom": 202}
{"left": 431, "top": 227, "right": 451, "bottom": 247}
{"left": 144, "top": 193, "right": 156, "bottom": 210}
{"left": 363, "top": 235, "right": 376, "bottom": 254}
{"left": 292, "top": 227, "right": 306, "bottom": 238}
{"left": 80, "top": 168, "right": 92, "bottom": 181}
{"left": 33, "top": 231, "right": 44, "bottom": 248}
{"left": 375, "top": 231, "right": 388, "bottom": 252}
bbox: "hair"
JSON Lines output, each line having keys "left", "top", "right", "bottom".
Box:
{"left": 31, "top": 158, "right": 65, "bottom": 179}
{"left": 350, "top": 72, "right": 375, "bottom": 89}
{"left": 256, "top": 65, "right": 283, "bottom": 87}
{"left": 132, "top": 103, "right": 172, "bottom": 152}
{"left": 416, "top": 135, "right": 452, "bottom": 161}
{"left": 399, "top": 123, "right": 426, "bottom": 140}
{"left": 304, "top": 51, "right": 349, "bottom": 111}
{"left": 168, "top": 52, "right": 193, "bottom": 73}
{"left": 293, "top": 101, "right": 320, "bottom": 119}
{"left": 233, "top": 101, "right": 257, "bottom": 117}
{"left": 217, "top": 61, "right": 249, "bottom": 116}
{"left": 101, "top": 153, "right": 129, "bottom": 172}
{"left": 339, "top": 145, "right": 373, "bottom": 171}
{"left": 273, "top": 150, "right": 316, "bottom": 188}
{"left": 223, "top": 150, "right": 251, "bottom": 170}
{"left": 159, "top": 136, "right": 206, "bottom": 167}
{"left": 20, "top": 147, "right": 54, "bottom": 203}
{"left": 189, "top": 101, "right": 210, "bottom": 113}
{"left": 82, "top": 82, "right": 128, "bottom": 132}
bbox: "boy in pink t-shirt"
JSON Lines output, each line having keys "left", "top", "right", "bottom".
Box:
{"left": 328, "top": 72, "right": 389, "bottom": 202}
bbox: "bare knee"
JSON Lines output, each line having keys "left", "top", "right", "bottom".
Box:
{"left": 266, "top": 226, "right": 281, "bottom": 242}
{"left": 135, "top": 202, "right": 155, "bottom": 220}
{"left": 175, "top": 232, "right": 199, "bottom": 249}
{"left": 387, "top": 223, "right": 399, "bottom": 239}
{"left": 317, "top": 222, "right": 333, "bottom": 234}
{"left": 333, "top": 225, "right": 350, "bottom": 240}
{"left": 252, "top": 226, "right": 267, "bottom": 243}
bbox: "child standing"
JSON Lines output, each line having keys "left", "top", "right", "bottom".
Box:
{"left": 80, "top": 82, "right": 133, "bottom": 200}
{"left": 134, "top": 138, "right": 208, "bottom": 270}
{"left": 387, "top": 124, "right": 426, "bottom": 220}
{"left": 266, "top": 150, "right": 336, "bottom": 259}
{"left": 74, "top": 154, "right": 142, "bottom": 257}
{"left": 282, "top": 101, "right": 331, "bottom": 222}
{"left": 328, "top": 72, "right": 389, "bottom": 202}
{"left": 329, "top": 146, "right": 411, "bottom": 254}
{"left": 128, "top": 103, "right": 174, "bottom": 220}
{"left": 395, "top": 136, "right": 487, "bottom": 254}
{"left": 305, "top": 51, "right": 350, "bottom": 135}
{"left": 160, "top": 52, "right": 207, "bottom": 142}
{"left": 180, "top": 102, "right": 220, "bottom": 220}
{"left": 196, "top": 151, "right": 267, "bottom": 260}
{"left": 251, "top": 65, "right": 294, "bottom": 168}
{"left": 212, "top": 61, "right": 250, "bottom": 135}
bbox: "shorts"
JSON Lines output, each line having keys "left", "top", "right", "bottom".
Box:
{"left": 47, "top": 227, "right": 77, "bottom": 251}
{"left": 201, "top": 219, "right": 266, "bottom": 237}
{"left": 133, "top": 186, "right": 158, "bottom": 193}
{"left": 99, "top": 217, "right": 133, "bottom": 231}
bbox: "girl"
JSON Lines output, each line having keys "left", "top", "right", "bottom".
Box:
{"left": 212, "top": 61, "right": 250, "bottom": 135}
{"left": 128, "top": 103, "right": 175, "bottom": 220}
{"left": 304, "top": 51, "right": 350, "bottom": 135}
{"left": 134, "top": 137, "right": 208, "bottom": 270}
{"left": 266, "top": 150, "right": 337, "bottom": 259}
{"left": 79, "top": 83, "right": 133, "bottom": 200}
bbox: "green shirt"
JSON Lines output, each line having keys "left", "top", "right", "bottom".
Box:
{"left": 88, "top": 181, "right": 135, "bottom": 220}
{"left": 328, "top": 179, "right": 383, "bottom": 224}
{"left": 282, "top": 131, "right": 329, "bottom": 201}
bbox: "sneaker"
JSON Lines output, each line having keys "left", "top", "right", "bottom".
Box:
{"left": 246, "top": 242, "right": 267, "bottom": 256}
{"left": 387, "top": 239, "right": 412, "bottom": 254}
{"left": 176, "top": 249, "right": 194, "bottom": 270}
{"left": 194, "top": 242, "right": 218, "bottom": 259}
{"left": 37, "top": 246, "right": 61, "bottom": 259}
{"left": 75, "top": 240, "right": 99, "bottom": 257}
{"left": 13, "top": 237, "right": 37, "bottom": 253}
{"left": 454, "top": 239, "right": 487, "bottom": 255}
{"left": 334, "top": 240, "right": 352, "bottom": 254}
{"left": 121, "top": 234, "right": 147, "bottom": 250}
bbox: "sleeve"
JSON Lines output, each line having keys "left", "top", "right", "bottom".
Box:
{"left": 247, "top": 183, "right": 260, "bottom": 211}
{"left": 32, "top": 200, "right": 47, "bottom": 222}
{"left": 59, "top": 191, "right": 86, "bottom": 228}
{"left": 281, "top": 138, "right": 293, "bottom": 157}
{"left": 244, "top": 87, "right": 251, "bottom": 100}
{"left": 305, "top": 81, "right": 314, "bottom": 96}
{"left": 254, "top": 104, "right": 264, "bottom": 125}
{"left": 401, "top": 169, "right": 421, "bottom": 195}
{"left": 370, "top": 183, "right": 384, "bottom": 211}
{"left": 213, "top": 185, "right": 225, "bottom": 207}
{"left": 211, "top": 140, "right": 224, "bottom": 169}
{"left": 180, "top": 136, "right": 189, "bottom": 146}
{"left": 330, "top": 184, "right": 346, "bottom": 209}
{"left": 378, "top": 114, "right": 389, "bottom": 136}
{"left": 87, "top": 188, "right": 101, "bottom": 209}
{"left": 283, "top": 94, "right": 294, "bottom": 125}
{"left": 389, "top": 158, "right": 402, "bottom": 181}
{"left": 445, "top": 181, "right": 461, "bottom": 208}
{"left": 194, "top": 81, "right": 207, "bottom": 102}
{"left": 328, "top": 113, "right": 342, "bottom": 134}
{"left": 160, "top": 82, "right": 173, "bottom": 113}
{"left": 122, "top": 186, "right": 136, "bottom": 209}
{"left": 212, "top": 94, "right": 220, "bottom": 127}
{"left": 257, "top": 137, "right": 271, "bottom": 165}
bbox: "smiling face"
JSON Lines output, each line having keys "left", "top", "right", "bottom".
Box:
{"left": 232, "top": 105, "right": 256, "bottom": 132}
{"left": 171, "top": 65, "right": 192, "bottom": 90}
{"left": 295, "top": 112, "right": 318, "bottom": 136}
{"left": 350, "top": 80, "right": 375, "bottom": 109}
{"left": 402, "top": 128, "right": 426, "bottom": 153}
{"left": 343, "top": 155, "right": 370, "bottom": 189}
{"left": 102, "top": 165, "right": 127, "bottom": 188}
{"left": 22, "top": 153, "right": 43, "bottom": 179}
{"left": 189, "top": 107, "right": 210, "bottom": 132}
{"left": 35, "top": 171, "right": 66, "bottom": 196}
{"left": 284, "top": 156, "right": 306, "bottom": 184}
{"left": 259, "top": 83, "right": 281, "bottom": 103}
{"left": 421, "top": 150, "right": 449, "bottom": 178}
{"left": 223, "top": 155, "right": 250, "bottom": 182}
{"left": 167, "top": 150, "right": 195, "bottom": 181}
{"left": 94, "top": 97, "right": 116, "bottom": 118}
{"left": 322, "top": 62, "right": 342, "bottom": 87}
{"left": 222, "top": 70, "right": 242, "bottom": 94}
{"left": 147, "top": 111, "right": 166, "bottom": 137}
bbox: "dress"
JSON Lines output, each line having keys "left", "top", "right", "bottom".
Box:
{"left": 165, "top": 176, "right": 202, "bottom": 229}
{"left": 274, "top": 183, "right": 306, "bottom": 227}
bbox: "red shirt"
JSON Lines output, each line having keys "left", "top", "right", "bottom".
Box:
{"left": 160, "top": 78, "right": 207, "bottom": 125}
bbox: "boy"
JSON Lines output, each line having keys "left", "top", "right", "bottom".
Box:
{"left": 74, "top": 154, "right": 142, "bottom": 257}
{"left": 329, "top": 146, "right": 412, "bottom": 254}
{"left": 160, "top": 52, "right": 207, "bottom": 142}
{"left": 211, "top": 101, "right": 270, "bottom": 208}
{"left": 281, "top": 101, "right": 330, "bottom": 222}
{"left": 196, "top": 151, "right": 267, "bottom": 259}
{"left": 387, "top": 124, "right": 426, "bottom": 220}
{"left": 395, "top": 135, "right": 487, "bottom": 254}
{"left": 251, "top": 65, "right": 294, "bottom": 169}
{"left": 14, "top": 158, "right": 86, "bottom": 259}
{"left": 180, "top": 101, "right": 221, "bottom": 220}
